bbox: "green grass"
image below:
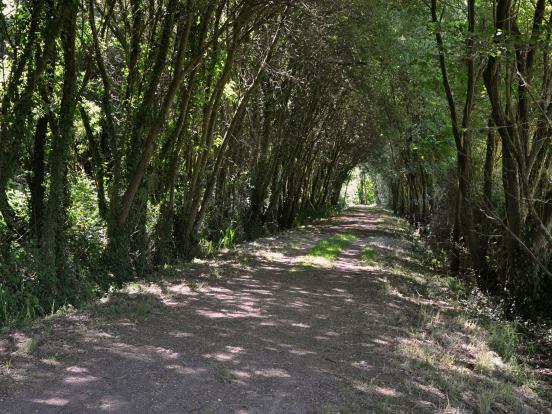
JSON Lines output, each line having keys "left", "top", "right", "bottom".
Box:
{"left": 475, "top": 351, "right": 494, "bottom": 372}
{"left": 444, "top": 276, "right": 464, "bottom": 294}
{"left": 488, "top": 321, "right": 518, "bottom": 362}
{"left": 361, "top": 246, "right": 379, "bottom": 262}
{"left": 478, "top": 390, "right": 494, "bottom": 414}
{"left": 307, "top": 233, "right": 357, "bottom": 261}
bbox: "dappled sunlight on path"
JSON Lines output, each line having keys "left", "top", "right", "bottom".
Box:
{"left": 0, "top": 208, "right": 549, "bottom": 413}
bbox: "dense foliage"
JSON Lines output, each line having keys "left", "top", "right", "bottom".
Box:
{"left": 385, "top": 0, "right": 552, "bottom": 316}
{"left": 0, "top": 0, "right": 550, "bottom": 325}
{"left": 0, "top": 0, "right": 377, "bottom": 325}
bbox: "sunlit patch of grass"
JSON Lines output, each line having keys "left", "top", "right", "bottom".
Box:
{"left": 361, "top": 246, "right": 379, "bottom": 263}
{"left": 307, "top": 233, "right": 357, "bottom": 261}
{"left": 488, "top": 321, "right": 518, "bottom": 362}
{"left": 401, "top": 341, "right": 455, "bottom": 369}
{"left": 474, "top": 351, "right": 494, "bottom": 372}
{"left": 191, "top": 258, "right": 207, "bottom": 265}
{"left": 299, "top": 256, "right": 332, "bottom": 269}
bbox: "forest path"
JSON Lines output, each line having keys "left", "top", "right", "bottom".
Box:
{"left": 1, "top": 208, "right": 550, "bottom": 413}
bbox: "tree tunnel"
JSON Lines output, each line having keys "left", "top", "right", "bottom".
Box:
{"left": 0, "top": 0, "right": 550, "bottom": 322}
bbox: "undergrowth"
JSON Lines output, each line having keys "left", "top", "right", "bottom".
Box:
{"left": 389, "top": 212, "right": 551, "bottom": 413}
{"left": 294, "top": 205, "right": 343, "bottom": 227}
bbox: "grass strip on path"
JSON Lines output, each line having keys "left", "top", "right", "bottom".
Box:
{"left": 361, "top": 246, "right": 379, "bottom": 263}
{"left": 307, "top": 233, "right": 357, "bottom": 261}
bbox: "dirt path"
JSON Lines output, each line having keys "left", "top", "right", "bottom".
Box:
{"left": 1, "top": 208, "right": 550, "bottom": 413}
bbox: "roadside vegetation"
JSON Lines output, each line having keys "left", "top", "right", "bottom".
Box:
{"left": 308, "top": 234, "right": 357, "bottom": 262}
{"left": 354, "top": 211, "right": 551, "bottom": 412}
{"left": 0, "top": 3, "right": 550, "bottom": 407}
{"left": 1, "top": 208, "right": 549, "bottom": 412}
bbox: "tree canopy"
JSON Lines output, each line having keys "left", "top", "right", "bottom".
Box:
{"left": 0, "top": 0, "right": 550, "bottom": 325}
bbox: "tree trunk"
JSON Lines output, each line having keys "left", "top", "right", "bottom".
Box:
{"left": 40, "top": 0, "right": 78, "bottom": 295}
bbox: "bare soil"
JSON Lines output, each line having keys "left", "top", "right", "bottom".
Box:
{"left": 0, "top": 207, "right": 550, "bottom": 413}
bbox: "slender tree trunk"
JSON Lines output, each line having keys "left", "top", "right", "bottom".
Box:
{"left": 29, "top": 116, "right": 48, "bottom": 241}
{"left": 41, "top": 0, "right": 78, "bottom": 293}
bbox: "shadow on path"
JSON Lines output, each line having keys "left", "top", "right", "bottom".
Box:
{"left": 0, "top": 207, "right": 549, "bottom": 413}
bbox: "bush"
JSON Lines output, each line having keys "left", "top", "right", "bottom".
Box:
{"left": 0, "top": 173, "right": 107, "bottom": 328}
{"left": 0, "top": 244, "right": 43, "bottom": 327}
